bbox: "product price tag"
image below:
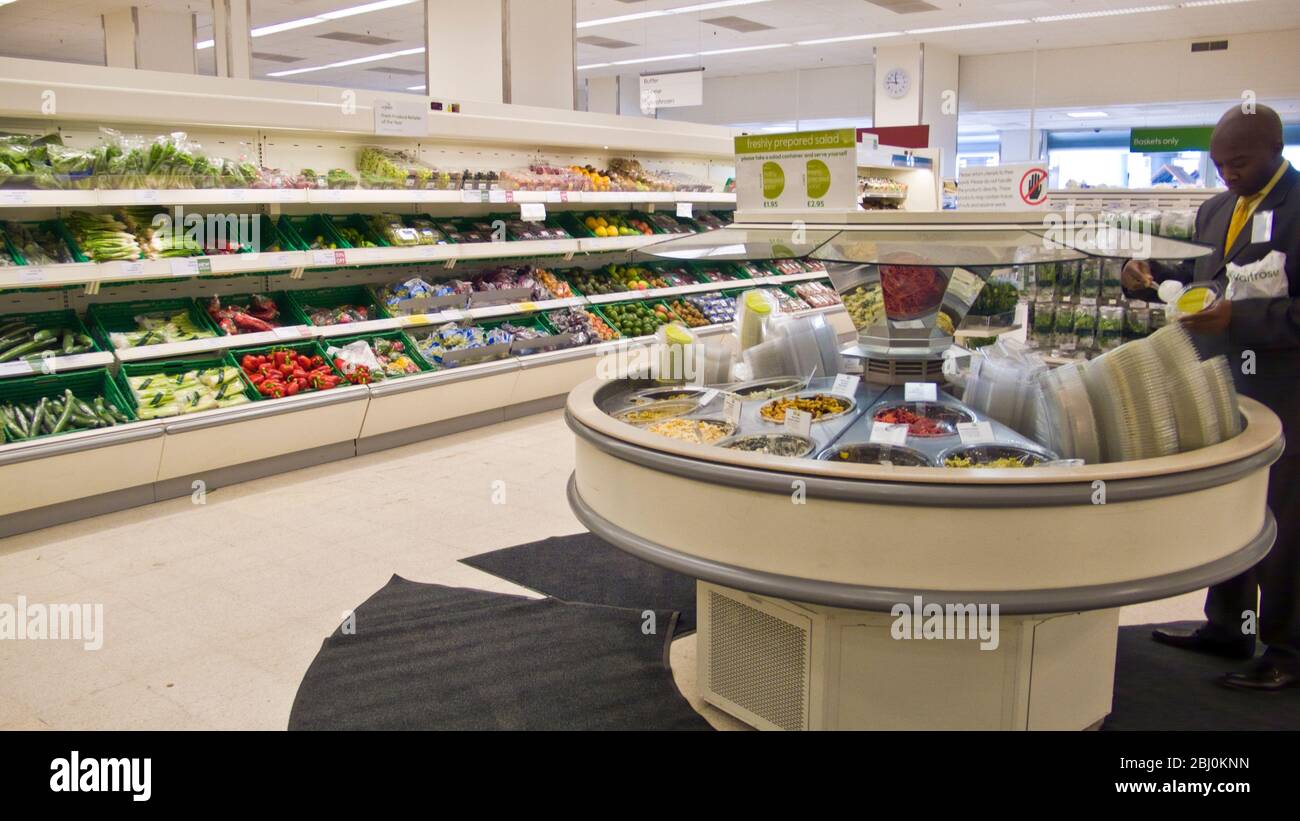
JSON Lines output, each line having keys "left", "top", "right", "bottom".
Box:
{"left": 831, "top": 373, "right": 860, "bottom": 397}
{"left": 904, "top": 381, "right": 938, "bottom": 402}
{"left": 488, "top": 189, "right": 508, "bottom": 204}
{"left": 784, "top": 408, "right": 813, "bottom": 437}
{"left": 439, "top": 309, "right": 465, "bottom": 323}
{"left": 461, "top": 189, "right": 485, "bottom": 204}
{"left": 17, "top": 266, "right": 46, "bottom": 284}
{"left": 311, "top": 250, "right": 347, "bottom": 266}
{"left": 273, "top": 325, "right": 310, "bottom": 340}
{"left": 120, "top": 261, "right": 145, "bottom": 277}
{"left": 956, "top": 421, "right": 995, "bottom": 445}
{"left": 723, "top": 394, "right": 742, "bottom": 425}
{"left": 676, "top": 202, "right": 694, "bottom": 219}
{"left": 136, "top": 190, "right": 160, "bottom": 204}
{"left": 520, "top": 203, "right": 546, "bottom": 222}
{"left": 0, "top": 191, "right": 32, "bottom": 205}
{"left": 402, "top": 314, "right": 433, "bottom": 327}
{"left": 0, "top": 360, "right": 34, "bottom": 378}
{"left": 317, "top": 189, "right": 344, "bottom": 202}
{"left": 265, "top": 252, "right": 295, "bottom": 268}
{"left": 169, "top": 258, "right": 199, "bottom": 276}
{"left": 516, "top": 301, "right": 538, "bottom": 313}
{"left": 869, "top": 423, "right": 909, "bottom": 446}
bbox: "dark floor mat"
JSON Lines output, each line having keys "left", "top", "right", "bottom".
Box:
{"left": 1104, "top": 621, "right": 1300, "bottom": 730}
{"left": 461, "top": 532, "right": 698, "bottom": 634}
{"left": 288, "top": 575, "right": 711, "bottom": 731}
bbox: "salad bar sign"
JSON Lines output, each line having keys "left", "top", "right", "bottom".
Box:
{"left": 734, "top": 129, "right": 857, "bottom": 212}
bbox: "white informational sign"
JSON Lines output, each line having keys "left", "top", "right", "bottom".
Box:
{"left": 373, "top": 97, "right": 428, "bottom": 137}
{"left": 904, "top": 382, "right": 938, "bottom": 402}
{"left": 520, "top": 203, "right": 546, "bottom": 223}
{"left": 956, "top": 421, "right": 996, "bottom": 445}
{"left": 957, "top": 162, "right": 1049, "bottom": 211}
{"left": 698, "top": 389, "right": 719, "bottom": 406}
{"left": 831, "top": 374, "right": 860, "bottom": 397}
{"left": 723, "top": 394, "right": 742, "bottom": 425}
{"left": 784, "top": 408, "right": 813, "bottom": 437}
{"left": 676, "top": 202, "right": 693, "bottom": 219}
{"left": 734, "top": 129, "right": 858, "bottom": 213}
{"left": 870, "top": 423, "right": 909, "bottom": 446}
{"left": 639, "top": 70, "right": 703, "bottom": 111}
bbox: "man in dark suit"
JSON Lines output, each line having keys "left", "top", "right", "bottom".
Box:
{"left": 1123, "top": 103, "right": 1299, "bottom": 691}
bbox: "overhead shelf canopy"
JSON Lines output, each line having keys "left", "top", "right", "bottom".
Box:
{"left": 641, "top": 223, "right": 1215, "bottom": 266}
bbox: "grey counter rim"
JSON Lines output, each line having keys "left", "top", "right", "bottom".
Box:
{"left": 566, "top": 408, "right": 1283, "bottom": 507}
{"left": 0, "top": 423, "right": 164, "bottom": 466}
{"left": 567, "top": 474, "right": 1276, "bottom": 614}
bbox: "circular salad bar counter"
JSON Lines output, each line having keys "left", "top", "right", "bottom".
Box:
{"left": 565, "top": 375, "right": 1283, "bottom": 730}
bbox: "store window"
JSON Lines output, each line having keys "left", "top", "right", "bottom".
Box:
{"left": 249, "top": 0, "right": 427, "bottom": 93}
{"left": 956, "top": 134, "right": 1000, "bottom": 170}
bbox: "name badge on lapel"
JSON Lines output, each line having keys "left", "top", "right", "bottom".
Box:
{"left": 1251, "top": 210, "right": 1273, "bottom": 244}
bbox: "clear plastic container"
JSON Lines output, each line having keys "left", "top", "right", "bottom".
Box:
{"left": 1098, "top": 304, "right": 1124, "bottom": 351}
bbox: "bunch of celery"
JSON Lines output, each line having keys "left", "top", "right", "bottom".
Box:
{"left": 64, "top": 211, "right": 143, "bottom": 262}
{"left": 108, "top": 311, "right": 216, "bottom": 350}
{"left": 128, "top": 366, "right": 250, "bottom": 419}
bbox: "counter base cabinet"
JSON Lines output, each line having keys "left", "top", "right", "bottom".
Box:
{"left": 697, "top": 582, "right": 1117, "bottom": 731}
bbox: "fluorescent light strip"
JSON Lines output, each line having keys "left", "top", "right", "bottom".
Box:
{"left": 795, "top": 32, "right": 902, "bottom": 46}
{"left": 576, "top": 0, "right": 774, "bottom": 30}
{"left": 905, "top": 19, "right": 1029, "bottom": 34}
{"left": 611, "top": 53, "right": 699, "bottom": 66}
{"left": 581, "top": 44, "right": 788, "bottom": 70}
{"left": 1179, "top": 0, "right": 1255, "bottom": 6}
{"left": 267, "top": 46, "right": 425, "bottom": 77}
{"left": 1032, "top": 5, "right": 1172, "bottom": 22}
{"left": 1066, "top": 111, "right": 1108, "bottom": 118}
{"left": 698, "top": 43, "right": 790, "bottom": 55}
{"left": 197, "top": 0, "right": 419, "bottom": 49}
{"left": 406, "top": 84, "right": 426, "bottom": 91}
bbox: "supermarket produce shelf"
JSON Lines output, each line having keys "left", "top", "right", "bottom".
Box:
{"left": 0, "top": 188, "right": 735, "bottom": 209}
{"left": 0, "top": 351, "right": 116, "bottom": 378}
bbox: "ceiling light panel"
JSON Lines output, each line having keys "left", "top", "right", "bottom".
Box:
{"left": 701, "top": 16, "right": 774, "bottom": 32}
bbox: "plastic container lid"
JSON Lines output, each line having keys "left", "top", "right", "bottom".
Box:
{"left": 743, "top": 290, "right": 773, "bottom": 316}
{"left": 1165, "top": 281, "right": 1221, "bottom": 317}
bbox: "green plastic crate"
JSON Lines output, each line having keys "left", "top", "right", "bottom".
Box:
{"left": 243, "top": 214, "right": 295, "bottom": 254}
{"left": 85, "top": 298, "right": 221, "bottom": 352}
{"left": 327, "top": 214, "right": 387, "bottom": 248}
{"left": 224, "top": 340, "right": 347, "bottom": 399}
{"left": 287, "top": 285, "right": 390, "bottom": 327}
{"left": 114, "top": 357, "right": 259, "bottom": 419}
{"left": 318, "top": 329, "right": 434, "bottom": 377}
{"left": 593, "top": 300, "right": 677, "bottom": 339}
{"left": 0, "top": 310, "right": 100, "bottom": 363}
{"left": 283, "top": 214, "right": 348, "bottom": 251}
{"left": 2, "top": 219, "right": 84, "bottom": 264}
{"left": 0, "top": 368, "right": 135, "bottom": 443}
{"left": 405, "top": 321, "right": 513, "bottom": 369}
{"left": 201, "top": 291, "right": 310, "bottom": 336}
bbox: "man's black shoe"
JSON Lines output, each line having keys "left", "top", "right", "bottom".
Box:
{"left": 1219, "top": 661, "right": 1300, "bottom": 692}
{"left": 1151, "top": 626, "right": 1255, "bottom": 660}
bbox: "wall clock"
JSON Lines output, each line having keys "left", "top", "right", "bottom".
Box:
{"left": 882, "top": 67, "right": 910, "bottom": 99}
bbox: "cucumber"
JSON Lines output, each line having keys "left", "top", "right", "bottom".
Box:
{"left": 62, "top": 329, "right": 75, "bottom": 354}
{"left": 51, "top": 390, "right": 74, "bottom": 434}
{"left": 31, "top": 328, "right": 55, "bottom": 344}
{"left": 0, "top": 336, "right": 57, "bottom": 362}
{"left": 32, "top": 397, "right": 47, "bottom": 436}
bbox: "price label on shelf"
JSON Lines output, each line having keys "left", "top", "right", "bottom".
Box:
{"left": 869, "top": 423, "right": 909, "bottom": 446}
{"left": 439, "top": 309, "right": 465, "bottom": 323}
{"left": 723, "top": 394, "right": 742, "bottom": 426}
{"left": 784, "top": 408, "right": 813, "bottom": 438}
{"left": 516, "top": 301, "right": 538, "bottom": 313}
{"left": 317, "top": 189, "right": 344, "bottom": 202}
{"left": 488, "top": 189, "right": 508, "bottom": 204}
{"left": 676, "top": 202, "right": 694, "bottom": 219}
{"left": 0, "top": 191, "right": 32, "bottom": 205}
{"left": 520, "top": 203, "right": 546, "bottom": 223}
{"left": 311, "top": 250, "right": 347, "bottom": 266}
{"left": 136, "top": 190, "right": 160, "bottom": 204}
{"left": 402, "top": 314, "right": 433, "bottom": 327}
{"left": 831, "top": 373, "right": 860, "bottom": 397}
{"left": 461, "top": 189, "right": 485, "bottom": 204}
{"left": 169, "top": 258, "right": 199, "bottom": 276}
{"left": 120, "top": 261, "right": 145, "bottom": 277}
{"left": 904, "top": 382, "right": 938, "bottom": 402}
{"left": 0, "top": 361, "right": 34, "bottom": 378}
{"left": 17, "top": 266, "right": 46, "bottom": 284}
{"left": 273, "top": 325, "right": 311, "bottom": 340}
{"left": 956, "top": 421, "right": 996, "bottom": 445}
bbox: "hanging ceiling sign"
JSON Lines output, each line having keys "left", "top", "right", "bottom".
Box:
{"left": 1129, "top": 126, "right": 1213, "bottom": 153}
{"left": 639, "top": 69, "right": 704, "bottom": 113}
{"left": 734, "top": 129, "right": 858, "bottom": 212}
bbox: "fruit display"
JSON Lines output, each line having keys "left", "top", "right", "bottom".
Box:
{"left": 880, "top": 265, "right": 948, "bottom": 319}
{"left": 503, "top": 219, "right": 571, "bottom": 241}
{"left": 686, "top": 293, "right": 736, "bottom": 324}
{"left": 843, "top": 284, "right": 885, "bottom": 328}
{"left": 237, "top": 347, "right": 344, "bottom": 397}
{"left": 563, "top": 267, "right": 620, "bottom": 295}
{"left": 695, "top": 265, "right": 744, "bottom": 284}
{"left": 65, "top": 210, "right": 143, "bottom": 261}
{"left": 766, "top": 287, "right": 810, "bottom": 313}
{"left": 0, "top": 318, "right": 96, "bottom": 362}
{"left": 500, "top": 165, "right": 591, "bottom": 192}
{"left": 642, "top": 212, "right": 693, "bottom": 234}
{"left": 3, "top": 221, "right": 75, "bottom": 265}
{"left": 667, "top": 299, "right": 708, "bottom": 327}
{"left": 106, "top": 310, "right": 216, "bottom": 349}
{"left": 326, "top": 336, "right": 424, "bottom": 383}
{"left": 534, "top": 269, "right": 575, "bottom": 299}
{"left": 412, "top": 322, "right": 513, "bottom": 368}
{"left": 645, "top": 418, "right": 734, "bottom": 444}
{"left": 126, "top": 366, "right": 251, "bottom": 418}
{"left": 600, "top": 302, "right": 677, "bottom": 337}
{"left": 584, "top": 310, "right": 619, "bottom": 341}
{"left": 647, "top": 267, "right": 697, "bottom": 289}
{"left": 569, "top": 165, "right": 612, "bottom": 192}
{"left": 458, "top": 169, "right": 501, "bottom": 190}
{"left": 545, "top": 307, "right": 601, "bottom": 345}
{"left": 2, "top": 387, "right": 130, "bottom": 442}
{"left": 205, "top": 294, "right": 286, "bottom": 335}
{"left": 367, "top": 214, "right": 422, "bottom": 246}
{"left": 606, "top": 158, "right": 674, "bottom": 192}
{"left": 759, "top": 394, "right": 852, "bottom": 423}
{"left": 467, "top": 266, "right": 550, "bottom": 301}
{"left": 429, "top": 219, "right": 491, "bottom": 243}
{"left": 793, "top": 281, "right": 840, "bottom": 308}
{"left": 717, "top": 433, "right": 815, "bottom": 457}
{"left": 580, "top": 213, "right": 654, "bottom": 238}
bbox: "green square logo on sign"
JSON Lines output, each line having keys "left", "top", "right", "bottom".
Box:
{"left": 734, "top": 129, "right": 858, "bottom": 213}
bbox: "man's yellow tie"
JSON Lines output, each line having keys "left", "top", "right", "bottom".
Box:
{"left": 1224, "top": 160, "right": 1290, "bottom": 252}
